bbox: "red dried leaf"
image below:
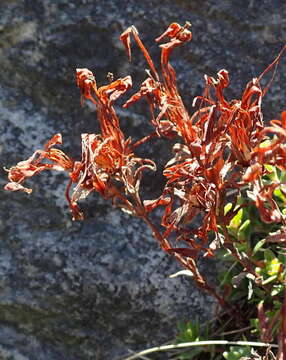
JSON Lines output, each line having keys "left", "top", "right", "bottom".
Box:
{"left": 255, "top": 183, "right": 282, "bottom": 223}
{"left": 120, "top": 25, "right": 159, "bottom": 80}
{"left": 76, "top": 68, "right": 97, "bottom": 103}
{"left": 143, "top": 195, "right": 171, "bottom": 213}
{"left": 167, "top": 247, "right": 200, "bottom": 259}
{"left": 5, "top": 134, "right": 74, "bottom": 193}
{"left": 123, "top": 77, "right": 160, "bottom": 109}
{"left": 242, "top": 163, "right": 263, "bottom": 182}
{"left": 4, "top": 182, "right": 32, "bottom": 194}
{"left": 98, "top": 76, "right": 132, "bottom": 103}
{"left": 44, "top": 133, "right": 63, "bottom": 150}
{"left": 156, "top": 22, "right": 192, "bottom": 66}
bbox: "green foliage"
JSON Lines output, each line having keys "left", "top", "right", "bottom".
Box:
{"left": 175, "top": 320, "right": 215, "bottom": 360}
{"left": 176, "top": 166, "right": 286, "bottom": 359}
{"left": 222, "top": 346, "right": 252, "bottom": 360}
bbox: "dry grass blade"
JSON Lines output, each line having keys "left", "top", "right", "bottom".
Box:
{"left": 121, "top": 340, "right": 278, "bottom": 360}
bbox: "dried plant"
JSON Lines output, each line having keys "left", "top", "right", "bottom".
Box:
{"left": 4, "top": 22, "right": 286, "bottom": 358}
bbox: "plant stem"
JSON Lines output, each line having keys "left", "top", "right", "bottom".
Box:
{"left": 220, "top": 325, "right": 253, "bottom": 336}
{"left": 142, "top": 215, "right": 230, "bottom": 309}
{"left": 277, "top": 291, "right": 286, "bottom": 360}
{"left": 221, "top": 223, "right": 258, "bottom": 277}
{"left": 131, "top": 132, "right": 158, "bottom": 149}
{"left": 121, "top": 340, "right": 278, "bottom": 360}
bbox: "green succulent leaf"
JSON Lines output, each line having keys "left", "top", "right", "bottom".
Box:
{"left": 229, "top": 209, "right": 243, "bottom": 231}
{"left": 262, "top": 274, "right": 277, "bottom": 285}
{"left": 253, "top": 239, "right": 266, "bottom": 255}
{"left": 223, "top": 346, "right": 252, "bottom": 360}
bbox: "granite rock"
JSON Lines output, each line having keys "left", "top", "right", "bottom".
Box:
{"left": 0, "top": 0, "right": 285, "bottom": 359}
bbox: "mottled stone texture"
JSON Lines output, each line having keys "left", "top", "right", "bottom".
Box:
{"left": 0, "top": 0, "right": 285, "bottom": 359}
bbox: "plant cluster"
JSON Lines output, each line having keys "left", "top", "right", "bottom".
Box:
{"left": 4, "top": 23, "right": 286, "bottom": 359}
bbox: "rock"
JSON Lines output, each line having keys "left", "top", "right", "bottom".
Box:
{"left": 0, "top": 0, "right": 285, "bottom": 359}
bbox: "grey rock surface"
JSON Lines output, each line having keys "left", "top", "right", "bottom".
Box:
{"left": 0, "top": 0, "right": 285, "bottom": 359}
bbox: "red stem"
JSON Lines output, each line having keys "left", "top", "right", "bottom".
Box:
{"left": 131, "top": 132, "right": 158, "bottom": 150}
{"left": 142, "top": 215, "right": 229, "bottom": 310}
{"left": 277, "top": 292, "right": 286, "bottom": 360}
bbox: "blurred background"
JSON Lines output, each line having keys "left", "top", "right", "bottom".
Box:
{"left": 0, "top": 0, "right": 285, "bottom": 359}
